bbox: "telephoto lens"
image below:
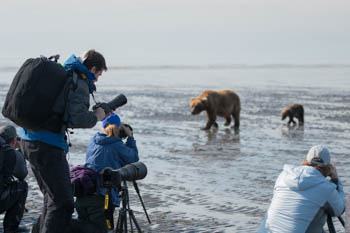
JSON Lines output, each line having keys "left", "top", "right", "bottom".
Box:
{"left": 107, "top": 94, "right": 127, "bottom": 111}
{"left": 92, "top": 94, "right": 127, "bottom": 115}
{"left": 101, "top": 162, "right": 147, "bottom": 188}
{"left": 119, "top": 162, "right": 147, "bottom": 182}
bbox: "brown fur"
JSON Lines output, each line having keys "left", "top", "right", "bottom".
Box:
{"left": 281, "top": 104, "right": 304, "bottom": 126}
{"left": 190, "top": 90, "right": 241, "bottom": 130}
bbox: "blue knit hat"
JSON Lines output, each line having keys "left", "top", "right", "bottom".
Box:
{"left": 102, "top": 113, "right": 121, "bottom": 128}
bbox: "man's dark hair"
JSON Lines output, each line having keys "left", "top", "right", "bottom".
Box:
{"left": 82, "top": 50, "right": 108, "bottom": 72}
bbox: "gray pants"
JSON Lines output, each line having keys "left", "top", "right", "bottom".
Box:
{"left": 21, "top": 140, "right": 74, "bottom": 233}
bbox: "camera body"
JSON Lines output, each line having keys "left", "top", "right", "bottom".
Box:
{"left": 93, "top": 94, "right": 127, "bottom": 115}
{"left": 101, "top": 162, "right": 147, "bottom": 188}
{"left": 119, "top": 123, "right": 133, "bottom": 139}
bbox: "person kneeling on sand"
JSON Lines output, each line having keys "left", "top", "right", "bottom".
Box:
{"left": 258, "top": 145, "right": 345, "bottom": 233}
{"left": 0, "top": 125, "right": 28, "bottom": 233}
{"left": 71, "top": 113, "right": 139, "bottom": 233}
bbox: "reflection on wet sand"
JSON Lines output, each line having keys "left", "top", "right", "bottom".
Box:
{"left": 281, "top": 125, "right": 304, "bottom": 140}
{"left": 205, "top": 127, "right": 240, "bottom": 143}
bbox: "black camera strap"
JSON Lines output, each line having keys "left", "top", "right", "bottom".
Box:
{"left": 91, "top": 92, "right": 97, "bottom": 105}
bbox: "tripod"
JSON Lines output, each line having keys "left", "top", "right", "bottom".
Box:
{"left": 115, "top": 180, "right": 151, "bottom": 233}
{"left": 327, "top": 214, "right": 345, "bottom": 233}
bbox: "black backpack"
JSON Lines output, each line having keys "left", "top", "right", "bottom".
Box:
{"left": 2, "top": 55, "right": 71, "bottom": 132}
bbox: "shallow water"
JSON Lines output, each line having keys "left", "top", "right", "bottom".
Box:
{"left": 0, "top": 65, "right": 349, "bottom": 232}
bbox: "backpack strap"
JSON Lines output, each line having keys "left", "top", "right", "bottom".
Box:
{"left": 104, "top": 187, "right": 114, "bottom": 230}
{"left": 72, "top": 72, "right": 79, "bottom": 91}
{"left": 0, "top": 137, "right": 5, "bottom": 173}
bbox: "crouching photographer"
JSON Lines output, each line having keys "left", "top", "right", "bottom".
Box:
{"left": 72, "top": 113, "right": 139, "bottom": 233}
{"left": 258, "top": 145, "right": 345, "bottom": 233}
{"left": 0, "top": 125, "right": 28, "bottom": 233}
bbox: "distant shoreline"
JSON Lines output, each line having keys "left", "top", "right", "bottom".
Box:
{"left": 2, "top": 63, "right": 350, "bottom": 72}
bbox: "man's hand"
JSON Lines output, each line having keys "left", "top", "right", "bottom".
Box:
{"left": 93, "top": 107, "right": 106, "bottom": 121}
{"left": 329, "top": 163, "right": 338, "bottom": 179}
{"left": 93, "top": 103, "right": 112, "bottom": 115}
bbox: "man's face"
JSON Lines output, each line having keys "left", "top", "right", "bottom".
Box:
{"left": 10, "top": 136, "right": 20, "bottom": 149}
{"left": 90, "top": 66, "right": 103, "bottom": 83}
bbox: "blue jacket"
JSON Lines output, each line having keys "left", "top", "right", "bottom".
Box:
{"left": 85, "top": 132, "right": 139, "bottom": 206}
{"left": 258, "top": 165, "right": 345, "bottom": 233}
{"left": 19, "top": 55, "right": 97, "bottom": 152}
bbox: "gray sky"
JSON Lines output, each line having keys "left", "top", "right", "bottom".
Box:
{"left": 1, "top": 0, "right": 349, "bottom": 65}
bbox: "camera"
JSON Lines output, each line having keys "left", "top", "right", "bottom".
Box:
{"left": 101, "top": 162, "right": 147, "bottom": 188}
{"left": 93, "top": 94, "right": 127, "bottom": 114}
{"left": 119, "top": 123, "right": 133, "bottom": 139}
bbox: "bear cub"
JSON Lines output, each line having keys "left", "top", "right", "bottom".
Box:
{"left": 190, "top": 90, "right": 241, "bottom": 130}
{"left": 281, "top": 104, "right": 304, "bottom": 126}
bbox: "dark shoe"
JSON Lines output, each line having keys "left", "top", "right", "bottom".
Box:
{"left": 4, "top": 226, "right": 30, "bottom": 233}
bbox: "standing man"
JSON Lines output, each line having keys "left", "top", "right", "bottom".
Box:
{"left": 258, "top": 145, "right": 345, "bottom": 233}
{"left": 0, "top": 125, "right": 28, "bottom": 233}
{"left": 19, "top": 50, "right": 107, "bottom": 233}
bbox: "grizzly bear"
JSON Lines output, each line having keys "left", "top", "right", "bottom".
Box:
{"left": 190, "top": 90, "right": 241, "bottom": 130}
{"left": 281, "top": 104, "right": 304, "bottom": 126}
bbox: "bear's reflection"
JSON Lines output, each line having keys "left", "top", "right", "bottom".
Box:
{"left": 281, "top": 124, "right": 304, "bottom": 140}
{"left": 205, "top": 127, "right": 240, "bottom": 144}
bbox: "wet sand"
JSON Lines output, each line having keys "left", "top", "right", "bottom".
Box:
{"left": 1, "top": 66, "right": 350, "bottom": 232}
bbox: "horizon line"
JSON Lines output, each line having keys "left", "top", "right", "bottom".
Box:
{"left": 1, "top": 63, "right": 350, "bottom": 72}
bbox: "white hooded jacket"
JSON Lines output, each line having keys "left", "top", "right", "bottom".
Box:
{"left": 258, "top": 164, "right": 345, "bottom": 233}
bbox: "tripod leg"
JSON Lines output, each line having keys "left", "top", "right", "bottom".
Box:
{"left": 123, "top": 211, "right": 128, "bottom": 233}
{"left": 133, "top": 181, "right": 151, "bottom": 224}
{"left": 129, "top": 209, "right": 142, "bottom": 233}
{"left": 129, "top": 210, "right": 134, "bottom": 233}
{"left": 115, "top": 210, "right": 125, "bottom": 233}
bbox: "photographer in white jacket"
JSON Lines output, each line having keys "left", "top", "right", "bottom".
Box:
{"left": 258, "top": 145, "right": 345, "bottom": 233}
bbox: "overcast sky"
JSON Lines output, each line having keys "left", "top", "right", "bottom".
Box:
{"left": 1, "top": 0, "right": 349, "bottom": 65}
